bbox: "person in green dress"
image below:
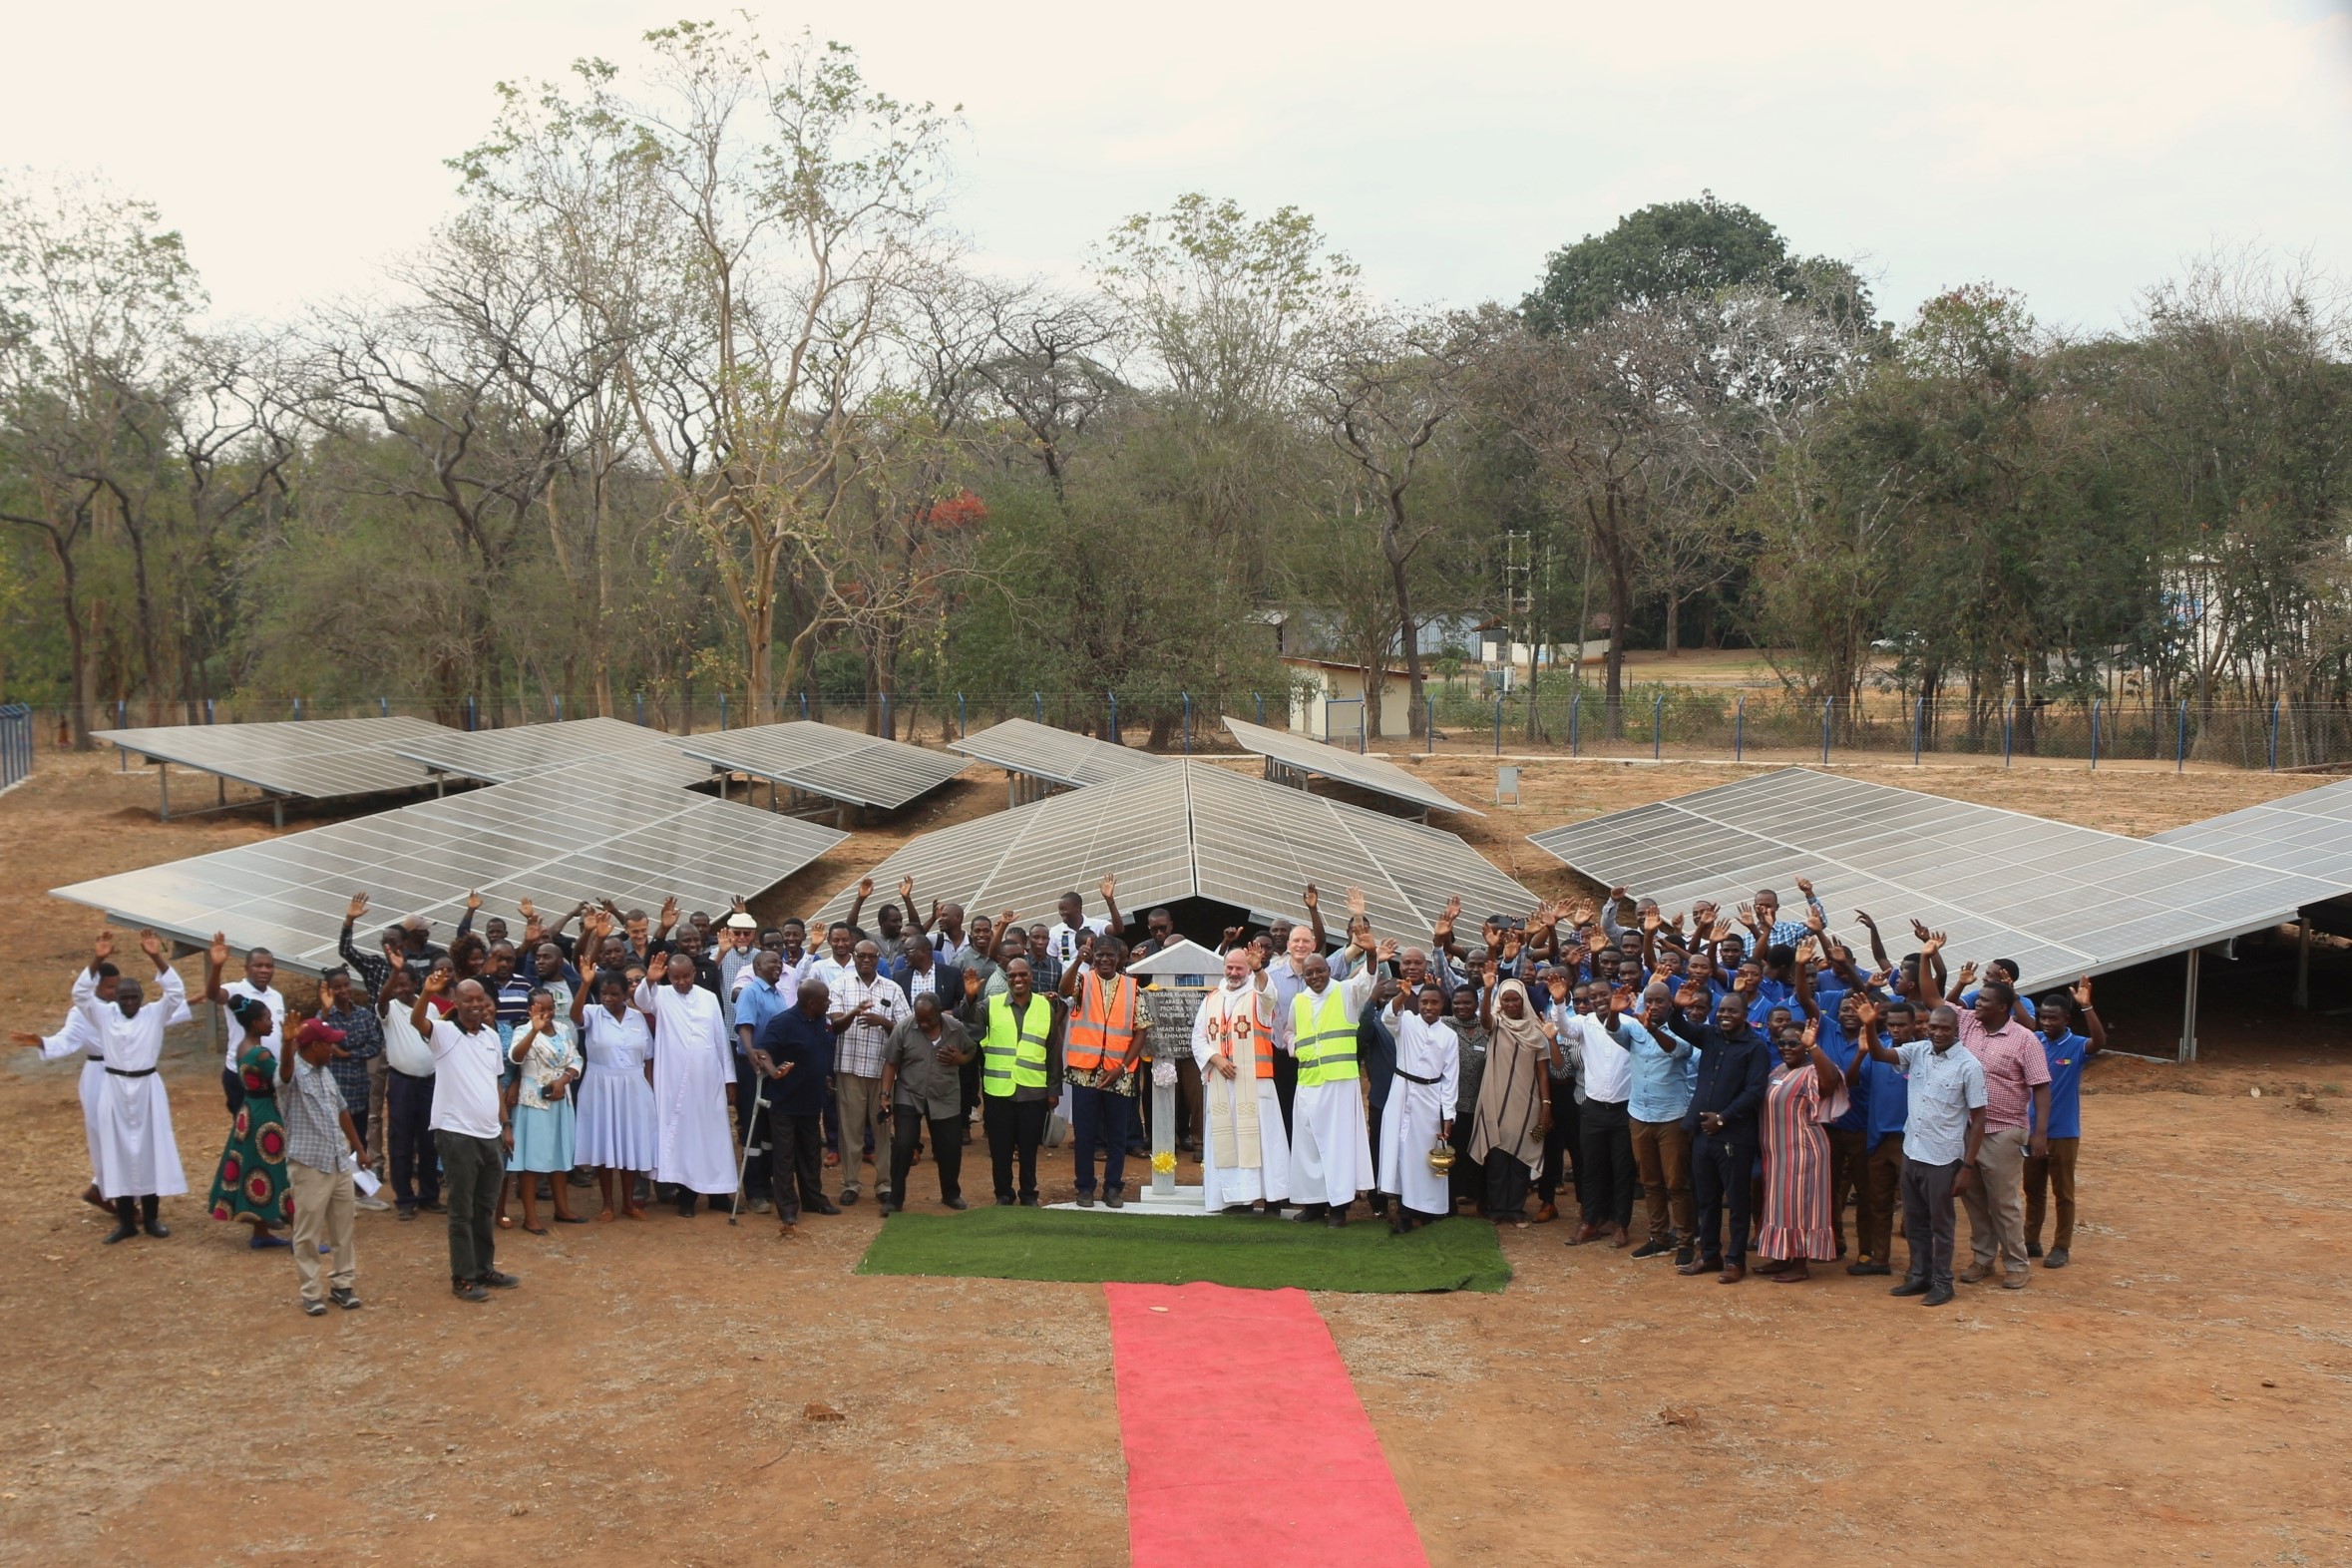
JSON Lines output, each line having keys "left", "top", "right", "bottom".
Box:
{"left": 208, "top": 994, "right": 292, "bottom": 1250}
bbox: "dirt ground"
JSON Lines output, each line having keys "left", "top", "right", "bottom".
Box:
{"left": 4, "top": 748, "right": 2350, "bottom": 1566}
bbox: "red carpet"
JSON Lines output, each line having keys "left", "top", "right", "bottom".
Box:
{"left": 1104, "top": 1282, "right": 1427, "bottom": 1568}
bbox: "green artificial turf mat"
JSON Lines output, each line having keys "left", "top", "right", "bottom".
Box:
{"left": 855, "top": 1207, "right": 1510, "bottom": 1294}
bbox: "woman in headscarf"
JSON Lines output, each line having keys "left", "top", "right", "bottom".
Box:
{"left": 207, "top": 994, "right": 292, "bottom": 1249}
{"left": 1754, "top": 1018, "right": 1848, "bottom": 1283}
{"left": 1470, "top": 969, "right": 1553, "bottom": 1227}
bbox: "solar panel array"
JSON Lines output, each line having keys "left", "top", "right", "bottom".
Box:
{"left": 2150, "top": 777, "right": 2352, "bottom": 888}
{"left": 52, "top": 765, "right": 847, "bottom": 976}
{"left": 950, "top": 717, "right": 1174, "bottom": 789}
{"left": 1221, "top": 714, "right": 1480, "bottom": 817}
{"left": 97, "top": 716, "right": 455, "bottom": 801}
{"left": 682, "top": 721, "right": 969, "bottom": 810}
{"left": 1526, "top": 767, "right": 2336, "bottom": 991}
{"left": 394, "top": 716, "right": 707, "bottom": 787}
{"left": 812, "top": 761, "right": 1532, "bottom": 941}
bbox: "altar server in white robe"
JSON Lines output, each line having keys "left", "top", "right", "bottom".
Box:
{"left": 1376, "top": 982, "right": 1460, "bottom": 1233}
{"left": 635, "top": 953, "right": 737, "bottom": 1214}
{"left": 10, "top": 937, "right": 126, "bottom": 1211}
{"left": 79, "top": 929, "right": 190, "bottom": 1241}
{"left": 1191, "top": 947, "right": 1289, "bottom": 1212}
{"left": 1283, "top": 915, "right": 1389, "bottom": 1227}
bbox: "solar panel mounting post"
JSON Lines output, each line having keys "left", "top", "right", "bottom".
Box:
{"left": 1734, "top": 694, "right": 1744, "bottom": 761}
{"left": 157, "top": 761, "right": 170, "bottom": 822}
{"left": 2179, "top": 947, "right": 2199, "bottom": 1063}
{"left": 2296, "top": 918, "right": 2311, "bottom": 1008}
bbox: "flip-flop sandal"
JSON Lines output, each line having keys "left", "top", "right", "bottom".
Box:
{"left": 522, "top": 1225, "right": 549, "bottom": 1236}
{"left": 496, "top": 1216, "right": 515, "bottom": 1230}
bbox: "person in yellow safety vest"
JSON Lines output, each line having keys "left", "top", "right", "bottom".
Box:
{"left": 1285, "top": 910, "right": 1393, "bottom": 1227}
{"left": 1058, "top": 933, "right": 1148, "bottom": 1208}
{"left": 958, "top": 959, "right": 1059, "bottom": 1206}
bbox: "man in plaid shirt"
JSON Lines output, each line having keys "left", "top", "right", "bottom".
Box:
{"left": 318, "top": 967, "right": 388, "bottom": 1210}
{"left": 828, "top": 941, "right": 910, "bottom": 1207}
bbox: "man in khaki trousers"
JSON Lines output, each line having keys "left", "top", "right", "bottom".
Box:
{"left": 282, "top": 1019, "right": 366, "bottom": 1315}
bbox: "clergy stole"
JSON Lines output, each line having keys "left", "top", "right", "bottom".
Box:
{"left": 1201, "top": 985, "right": 1267, "bottom": 1170}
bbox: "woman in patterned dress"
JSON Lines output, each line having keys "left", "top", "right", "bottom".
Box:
{"left": 1755, "top": 1018, "right": 1848, "bottom": 1283}
{"left": 207, "top": 995, "right": 292, "bottom": 1249}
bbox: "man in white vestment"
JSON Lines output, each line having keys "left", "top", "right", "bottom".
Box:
{"left": 1191, "top": 948, "right": 1290, "bottom": 1213}
{"left": 77, "top": 930, "right": 190, "bottom": 1242}
{"left": 11, "top": 937, "right": 129, "bottom": 1211}
{"left": 1375, "top": 984, "right": 1461, "bottom": 1233}
{"left": 636, "top": 954, "right": 738, "bottom": 1215}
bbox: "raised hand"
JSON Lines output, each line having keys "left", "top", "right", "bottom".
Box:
{"left": 1302, "top": 882, "right": 1319, "bottom": 912}
{"left": 1375, "top": 937, "right": 1398, "bottom": 964}
{"left": 1920, "top": 930, "right": 1948, "bottom": 956}
{"left": 1345, "top": 887, "right": 1367, "bottom": 919}
{"left": 1545, "top": 973, "right": 1570, "bottom": 1003}
{"left": 1221, "top": 925, "right": 1246, "bottom": 947}
{"left": 1853, "top": 996, "right": 1880, "bottom": 1029}
{"left": 1956, "top": 960, "right": 1979, "bottom": 989}
{"left": 899, "top": 874, "right": 916, "bottom": 903}
{"left": 138, "top": 929, "right": 165, "bottom": 965}
{"left": 1674, "top": 980, "right": 1704, "bottom": 1010}
{"left": 1796, "top": 877, "right": 1815, "bottom": 899}
{"left": 963, "top": 970, "right": 982, "bottom": 998}
{"left": 1692, "top": 900, "right": 1717, "bottom": 930}
{"left": 1853, "top": 909, "right": 1877, "bottom": 930}
{"left": 465, "top": 889, "right": 483, "bottom": 913}
{"left": 856, "top": 877, "right": 874, "bottom": 901}
{"left": 1482, "top": 959, "right": 1499, "bottom": 987}
{"left": 1801, "top": 1019, "right": 1819, "bottom": 1048}
{"left": 2073, "top": 975, "right": 2094, "bottom": 1007}
{"left": 1099, "top": 872, "right": 1116, "bottom": 903}
{"left": 346, "top": 891, "right": 370, "bottom": 923}
{"left": 1737, "top": 902, "right": 1759, "bottom": 932}
{"left": 1804, "top": 905, "right": 1825, "bottom": 933}
{"left": 658, "top": 896, "right": 680, "bottom": 930}
{"left": 1641, "top": 908, "right": 1662, "bottom": 934}
{"left": 1606, "top": 886, "right": 1628, "bottom": 905}
{"left": 1609, "top": 984, "right": 1634, "bottom": 1013}
{"left": 95, "top": 929, "right": 117, "bottom": 963}
{"left": 1795, "top": 937, "right": 1818, "bottom": 966}
{"left": 1441, "top": 894, "right": 1462, "bottom": 927}
{"left": 424, "top": 968, "right": 452, "bottom": 996}
{"left": 207, "top": 931, "right": 227, "bottom": 969}
{"left": 1909, "top": 918, "right": 1933, "bottom": 945}
{"left": 518, "top": 896, "right": 537, "bottom": 923}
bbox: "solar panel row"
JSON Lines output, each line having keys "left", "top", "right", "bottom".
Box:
{"left": 682, "top": 721, "right": 968, "bottom": 810}
{"left": 1527, "top": 768, "right": 2337, "bottom": 992}
{"left": 51, "top": 765, "right": 846, "bottom": 976}
{"left": 98, "top": 716, "right": 455, "bottom": 801}
{"left": 1220, "top": 715, "right": 1480, "bottom": 817}
{"left": 949, "top": 717, "right": 1174, "bottom": 790}
{"left": 395, "top": 716, "right": 705, "bottom": 787}
{"left": 2150, "top": 776, "right": 2352, "bottom": 885}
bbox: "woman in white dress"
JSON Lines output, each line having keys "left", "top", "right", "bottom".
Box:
{"left": 572, "top": 965, "right": 656, "bottom": 1221}
{"left": 1376, "top": 982, "right": 1460, "bottom": 1235}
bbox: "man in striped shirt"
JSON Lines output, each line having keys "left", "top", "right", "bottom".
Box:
{"left": 828, "top": 941, "right": 910, "bottom": 1207}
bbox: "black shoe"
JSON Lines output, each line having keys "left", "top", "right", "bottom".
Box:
{"left": 480, "top": 1269, "right": 520, "bottom": 1289}
{"left": 1104, "top": 1190, "right": 1126, "bottom": 1210}
{"left": 1888, "top": 1279, "right": 1931, "bottom": 1297}
{"left": 994, "top": 1195, "right": 1015, "bottom": 1207}
{"left": 875, "top": 1201, "right": 896, "bottom": 1216}
{"left": 1075, "top": 1191, "right": 1096, "bottom": 1208}
{"left": 419, "top": 1200, "right": 447, "bottom": 1214}
{"left": 839, "top": 1190, "right": 860, "bottom": 1206}
{"left": 330, "top": 1287, "right": 363, "bottom": 1310}
{"left": 568, "top": 1169, "right": 595, "bottom": 1188}
{"left": 1630, "top": 1239, "right": 1673, "bottom": 1259}
{"left": 676, "top": 1193, "right": 698, "bottom": 1217}
{"left": 103, "top": 1222, "right": 137, "bottom": 1245}
{"left": 396, "top": 1206, "right": 418, "bottom": 1223}
{"left": 944, "top": 1197, "right": 969, "bottom": 1211}
{"left": 452, "top": 1279, "right": 490, "bottom": 1303}
{"left": 2027, "top": 1240, "right": 2044, "bottom": 1259}
{"left": 1368, "top": 1196, "right": 1388, "bottom": 1217}
{"left": 2044, "top": 1247, "right": 2071, "bottom": 1269}
{"left": 809, "top": 1198, "right": 842, "bottom": 1216}
{"left": 1326, "top": 1208, "right": 1349, "bottom": 1229}
{"left": 302, "top": 1299, "right": 328, "bottom": 1317}
{"left": 1922, "top": 1285, "right": 1955, "bottom": 1307}
{"left": 143, "top": 1219, "right": 172, "bottom": 1239}
{"left": 1846, "top": 1261, "right": 1892, "bottom": 1277}
{"left": 1018, "top": 1194, "right": 1040, "bottom": 1207}
{"left": 1673, "top": 1244, "right": 1695, "bottom": 1267}
{"left": 1287, "top": 1204, "right": 1330, "bottom": 1223}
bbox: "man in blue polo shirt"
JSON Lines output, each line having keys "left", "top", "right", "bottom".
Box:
{"left": 2027, "top": 978, "right": 2104, "bottom": 1269}
{"left": 732, "top": 950, "right": 790, "bottom": 1214}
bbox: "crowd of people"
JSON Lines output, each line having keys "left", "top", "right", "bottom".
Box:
{"left": 18, "top": 867, "right": 2101, "bottom": 1313}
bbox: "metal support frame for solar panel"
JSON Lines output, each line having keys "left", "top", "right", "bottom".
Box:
{"left": 97, "top": 716, "right": 457, "bottom": 826}
{"left": 812, "top": 760, "right": 1531, "bottom": 946}
{"left": 950, "top": 717, "right": 1174, "bottom": 806}
{"left": 51, "top": 764, "right": 849, "bottom": 979}
{"left": 394, "top": 716, "right": 707, "bottom": 791}
{"left": 1221, "top": 714, "right": 1479, "bottom": 819}
{"left": 681, "top": 721, "right": 968, "bottom": 814}
{"left": 2152, "top": 776, "right": 2352, "bottom": 1012}
{"left": 1527, "top": 767, "right": 2338, "bottom": 1062}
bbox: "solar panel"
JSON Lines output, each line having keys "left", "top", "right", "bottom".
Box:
{"left": 950, "top": 717, "right": 1173, "bottom": 789}
{"left": 50, "top": 764, "right": 847, "bottom": 976}
{"left": 97, "top": 717, "right": 455, "bottom": 801}
{"left": 2151, "top": 777, "right": 2352, "bottom": 889}
{"left": 681, "top": 721, "right": 968, "bottom": 810}
{"left": 1527, "top": 767, "right": 2336, "bottom": 991}
{"left": 394, "top": 717, "right": 706, "bottom": 787}
{"left": 1220, "top": 715, "right": 1480, "bottom": 817}
{"left": 812, "top": 762, "right": 1533, "bottom": 943}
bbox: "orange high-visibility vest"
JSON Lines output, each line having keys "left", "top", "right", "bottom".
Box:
{"left": 1064, "top": 972, "right": 1138, "bottom": 1074}
{"left": 1203, "top": 989, "right": 1275, "bottom": 1079}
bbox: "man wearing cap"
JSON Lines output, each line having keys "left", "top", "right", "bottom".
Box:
{"left": 282, "top": 1016, "right": 368, "bottom": 1315}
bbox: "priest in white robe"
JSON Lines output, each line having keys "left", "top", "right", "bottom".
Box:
{"left": 11, "top": 950, "right": 120, "bottom": 1210}
{"left": 1191, "top": 948, "right": 1289, "bottom": 1212}
{"left": 1375, "top": 984, "right": 1461, "bottom": 1232}
{"left": 76, "top": 930, "right": 190, "bottom": 1241}
{"left": 635, "top": 955, "right": 738, "bottom": 1215}
{"left": 1283, "top": 932, "right": 1383, "bottom": 1226}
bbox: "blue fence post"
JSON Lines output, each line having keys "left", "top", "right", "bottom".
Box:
{"left": 1734, "top": 694, "right": 1745, "bottom": 762}
{"left": 466, "top": 694, "right": 476, "bottom": 732}
{"left": 2089, "top": 698, "right": 2101, "bottom": 770}
{"left": 799, "top": 691, "right": 809, "bottom": 719}
{"left": 379, "top": 696, "right": 388, "bottom": 717}
{"left": 2268, "top": 698, "right": 2280, "bottom": 771}
{"left": 116, "top": 699, "right": 127, "bottom": 730}
{"left": 2003, "top": 700, "right": 2014, "bottom": 768}
{"left": 635, "top": 690, "right": 645, "bottom": 726}
{"left": 2175, "top": 699, "right": 2186, "bottom": 773}
{"left": 1820, "top": 697, "right": 1832, "bottom": 764}
{"left": 1107, "top": 690, "right": 1118, "bottom": 744}
{"left": 204, "top": 698, "right": 214, "bottom": 725}
{"left": 1425, "top": 695, "right": 1435, "bottom": 756}
{"left": 1493, "top": 698, "right": 1503, "bottom": 758}
{"left": 957, "top": 692, "right": 967, "bottom": 739}
{"left": 1182, "top": 691, "right": 1192, "bottom": 754}
{"left": 1570, "top": 691, "right": 1581, "bottom": 756}
{"left": 1652, "top": 692, "right": 1664, "bottom": 760}
{"left": 1358, "top": 702, "right": 1366, "bottom": 755}
{"left": 1910, "top": 695, "right": 1923, "bottom": 765}
{"left": 719, "top": 692, "right": 728, "bottom": 731}
{"left": 880, "top": 692, "right": 890, "bottom": 738}
{"left": 1033, "top": 691, "right": 1043, "bottom": 723}
{"left": 555, "top": 693, "right": 564, "bottom": 722}
{"left": 293, "top": 696, "right": 302, "bottom": 722}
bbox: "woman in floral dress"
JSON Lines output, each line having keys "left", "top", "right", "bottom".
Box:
{"left": 208, "top": 995, "right": 291, "bottom": 1249}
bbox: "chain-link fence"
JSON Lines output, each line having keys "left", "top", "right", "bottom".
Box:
{"left": 17, "top": 686, "right": 2352, "bottom": 774}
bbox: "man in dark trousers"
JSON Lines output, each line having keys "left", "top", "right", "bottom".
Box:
{"left": 960, "top": 959, "right": 1062, "bottom": 1206}
{"left": 750, "top": 978, "right": 842, "bottom": 1238}
{"left": 1679, "top": 986, "right": 1770, "bottom": 1284}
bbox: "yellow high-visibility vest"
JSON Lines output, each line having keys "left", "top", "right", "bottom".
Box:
{"left": 981, "top": 992, "right": 1051, "bottom": 1097}
{"left": 1290, "top": 985, "right": 1359, "bottom": 1087}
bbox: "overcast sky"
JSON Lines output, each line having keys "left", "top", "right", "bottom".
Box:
{"left": 8, "top": 0, "right": 2349, "bottom": 333}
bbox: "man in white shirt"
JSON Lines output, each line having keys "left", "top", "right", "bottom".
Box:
{"left": 1044, "top": 875, "right": 1119, "bottom": 976}
{"left": 410, "top": 972, "right": 517, "bottom": 1302}
{"left": 375, "top": 965, "right": 440, "bottom": 1220}
{"left": 204, "top": 939, "right": 284, "bottom": 1116}
{"left": 1564, "top": 985, "right": 1643, "bottom": 1248}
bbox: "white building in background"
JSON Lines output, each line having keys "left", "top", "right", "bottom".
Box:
{"left": 1283, "top": 658, "right": 1414, "bottom": 740}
